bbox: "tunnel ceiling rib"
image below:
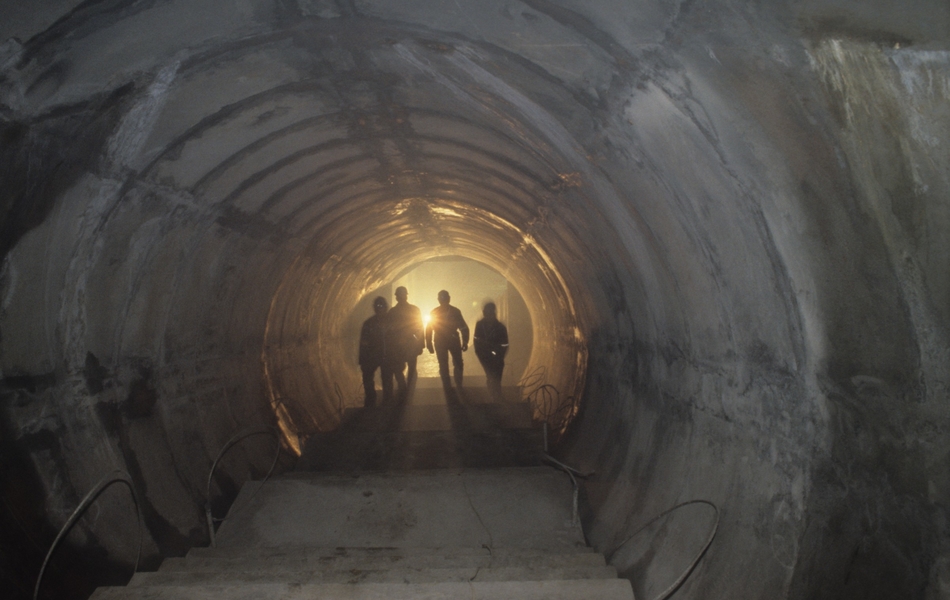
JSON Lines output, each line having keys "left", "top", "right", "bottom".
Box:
{"left": 144, "top": 104, "right": 566, "bottom": 207}
{"left": 272, "top": 166, "right": 557, "bottom": 238}
{"left": 133, "top": 80, "right": 585, "bottom": 273}
{"left": 128, "top": 20, "right": 606, "bottom": 448}
{"left": 194, "top": 131, "right": 357, "bottom": 203}
{"left": 5, "top": 8, "right": 618, "bottom": 561}
{"left": 3, "top": 4, "right": 947, "bottom": 598}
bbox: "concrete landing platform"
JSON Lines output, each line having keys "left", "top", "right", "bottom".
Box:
{"left": 214, "top": 468, "right": 586, "bottom": 551}
{"left": 296, "top": 429, "right": 543, "bottom": 471}
{"left": 335, "top": 401, "right": 533, "bottom": 432}
{"left": 296, "top": 385, "right": 543, "bottom": 472}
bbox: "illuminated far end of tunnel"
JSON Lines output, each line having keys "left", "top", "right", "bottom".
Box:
{"left": 261, "top": 197, "right": 587, "bottom": 452}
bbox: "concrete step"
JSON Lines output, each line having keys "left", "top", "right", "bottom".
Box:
{"left": 91, "top": 579, "right": 635, "bottom": 599}
{"left": 187, "top": 544, "right": 594, "bottom": 559}
{"left": 160, "top": 551, "right": 607, "bottom": 572}
{"left": 213, "top": 468, "right": 584, "bottom": 551}
{"left": 130, "top": 565, "right": 619, "bottom": 586}
{"left": 88, "top": 463, "right": 634, "bottom": 600}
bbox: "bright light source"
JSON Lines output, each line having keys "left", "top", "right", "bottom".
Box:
{"left": 422, "top": 314, "right": 431, "bottom": 327}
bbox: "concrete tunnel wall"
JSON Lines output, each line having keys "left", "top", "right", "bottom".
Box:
{"left": 0, "top": 1, "right": 948, "bottom": 598}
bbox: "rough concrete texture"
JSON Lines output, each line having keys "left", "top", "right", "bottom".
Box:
{"left": 165, "top": 548, "right": 606, "bottom": 571}
{"left": 0, "top": 1, "right": 948, "bottom": 599}
{"left": 90, "top": 579, "right": 636, "bottom": 600}
{"left": 131, "top": 563, "right": 619, "bottom": 584}
{"left": 89, "top": 467, "right": 632, "bottom": 599}
{"left": 214, "top": 468, "right": 585, "bottom": 550}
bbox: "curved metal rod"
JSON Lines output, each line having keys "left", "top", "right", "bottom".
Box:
{"left": 529, "top": 385, "right": 558, "bottom": 417}
{"left": 606, "top": 499, "right": 720, "bottom": 600}
{"left": 542, "top": 453, "right": 592, "bottom": 479}
{"left": 521, "top": 369, "right": 581, "bottom": 442}
{"left": 205, "top": 427, "right": 281, "bottom": 546}
{"left": 554, "top": 395, "right": 577, "bottom": 421}
{"left": 517, "top": 365, "right": 547, "bottom": 395}
{"left": 541, "top": 454, "right": 593, "bottom": 527}
{"left": 34, "top": 470, "right": 142, "bottom": 600}
{"left": 525, "top": 381, "right": 579, "bottom": 447}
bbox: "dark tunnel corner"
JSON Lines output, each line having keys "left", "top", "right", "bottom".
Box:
{"left": 0, "top": 353, "right": 293, "bottom": 600}
{"left": 0, "top": 384, "right": 141, "bottom": 600}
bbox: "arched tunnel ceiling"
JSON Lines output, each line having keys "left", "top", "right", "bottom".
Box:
{"left": 107, "top": 19, "right": 614, "bottom": 432}
{"left": 1, "top": 2, "right": 949, "bottom": 599}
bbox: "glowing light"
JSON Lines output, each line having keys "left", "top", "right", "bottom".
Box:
{"left": 430, "top": 206, "right": 463, "bottom": 218}
{"left": 423, "top": 314, "right": 431, "bottom": 327}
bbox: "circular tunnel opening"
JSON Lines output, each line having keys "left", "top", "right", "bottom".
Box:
{"left": 261, "top": 197, "right": 588, "bottom": 452}
{"left": 96, "top": 24, "right": 614, "bottom": 455}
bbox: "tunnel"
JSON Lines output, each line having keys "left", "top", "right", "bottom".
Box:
{"left": 1, "top": 1, "right": 949, "bottom": 598}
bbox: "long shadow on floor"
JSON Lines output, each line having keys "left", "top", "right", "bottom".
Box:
{"left": 295, "top": 379, "right": 542, "bottom": 473}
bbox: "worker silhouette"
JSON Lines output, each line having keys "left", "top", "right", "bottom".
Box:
{"left": 388, "top": 286, "right": 425, "bottom": 392}
{"left": 473, "top": 302, "right": 509, "bottom": 400}
{"left": 425, "top": 290, "right": 469, "bottom": 390}
{"left": 358, "top": 296, "right": 393, "bottom": 407}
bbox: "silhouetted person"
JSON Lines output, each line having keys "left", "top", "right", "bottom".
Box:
{"left": 474, "top": 302, "right": 509, "bottom": 400}
{"left": 425, "top": 290, "right": 469, "bottom": 390}
{"left": 359, "top": 296, "right": 393, "bottom": 407}
{"left": 388, "top": 286, "right": 424, "bottom": 392}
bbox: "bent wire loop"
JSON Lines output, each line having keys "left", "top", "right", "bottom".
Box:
{"left": 205, "top": 427, "right": 282, "bottom": 547}
{"left": 606, "top": 499, "right": 721, "bottom": 600}
{"left": 34, "top": 470, "right": 142, "bottom": 600}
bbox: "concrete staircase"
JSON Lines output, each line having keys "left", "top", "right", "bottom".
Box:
{"left": 90, "top": 469, "right": 633, "bottom": 599}
{"left": 89, "top": 384, "right": 634, "bottom": 598}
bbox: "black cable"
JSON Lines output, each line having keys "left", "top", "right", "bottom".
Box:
{"left": 205, "top": 427, "right": 282, "bottom": 546}
{"left": 33, "top": 470, "right": 141, "bottom": 600}
{"left": 606, "top": 499, "right": 720, "bottom": 600}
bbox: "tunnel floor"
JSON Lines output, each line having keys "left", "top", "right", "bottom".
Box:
{"left": 295, "top": 380, "right": 544, "bottom": 472}
{"left": 93, "top": 468, "right": 632, "bottom": 599}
